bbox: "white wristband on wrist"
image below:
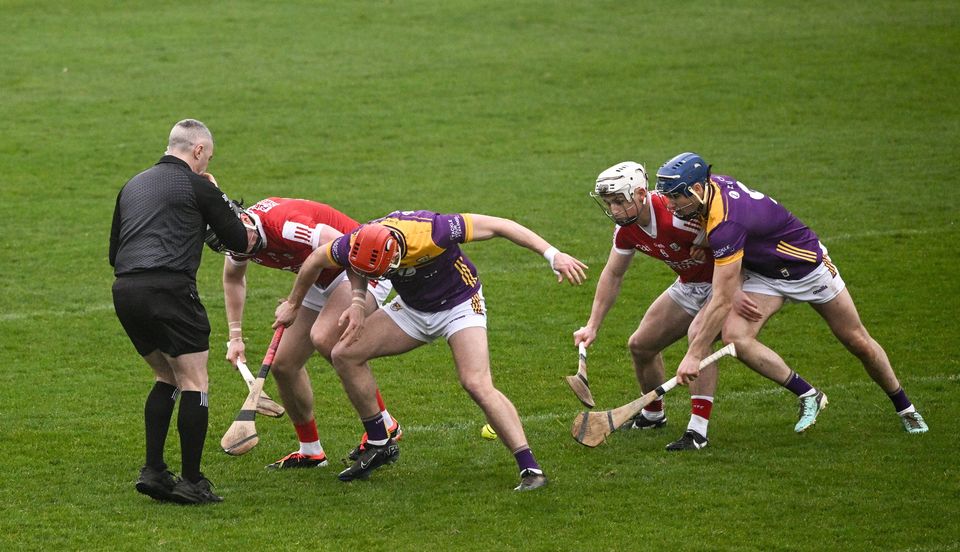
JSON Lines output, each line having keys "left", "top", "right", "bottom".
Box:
{"left": 542, "top": 246, "right": 559, "bottom": 269}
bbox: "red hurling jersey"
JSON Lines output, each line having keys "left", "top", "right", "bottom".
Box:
{"left": 611, "top": 193, "right": 714, "bottom": 284}
{"left": 232, "top": 198, "right": 361, "bottom": 288}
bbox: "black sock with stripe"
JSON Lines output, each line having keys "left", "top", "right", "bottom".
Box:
{"left": 177, "top": 391, "right": 209, "bottom": 483}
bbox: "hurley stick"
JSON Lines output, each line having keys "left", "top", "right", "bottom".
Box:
{"left": 572, "top": 344, "right": 737, "bottom": 447}
{"left": 565, "top": 343, "right": 595, "bottom": 408}
{"left": 221, "top": 327, "right": 284, "bottom": 456}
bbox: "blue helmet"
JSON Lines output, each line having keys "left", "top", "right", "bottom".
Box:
{"left": 655, "top": 152, "right": 710, "bottom": 197}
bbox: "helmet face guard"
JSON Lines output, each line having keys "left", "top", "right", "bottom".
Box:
{"left": 204, "top": 200, "right": 264, "bottom": 257}
{"left": 590, "top": 161, "right": 647, "bottom": 226}
{"left": 348, "top": 224, "right": 401, "bottom": 279}
{"left": 655, "top": 152, "right": 710, "bottom": 220}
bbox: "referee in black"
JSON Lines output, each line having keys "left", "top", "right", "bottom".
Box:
{"left": 110, "top": 119, "right": 252, "bottom": 504}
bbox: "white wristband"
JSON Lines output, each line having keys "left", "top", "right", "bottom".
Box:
{"left": 542, "top": 246, "right": 559, "bottom": 269}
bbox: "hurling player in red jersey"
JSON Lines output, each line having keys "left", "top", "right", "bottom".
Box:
{"left": 574, "top": 162, "right": 719, "bottom": 450}
{"left": 206, "top": 198, "right": 401, "bottom": 469}
{"left": 659, "top": 152, "right": 926, "bottom": 435}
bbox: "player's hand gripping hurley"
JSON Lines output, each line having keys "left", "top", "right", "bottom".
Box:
{"left": 571, "top": 344, "right": 736, "bottom": 447}
{"left": 565, "top": 343, "right": 595, "bottom": 408}
{"left": 221, "top": 327, "right": 285, "bottom": 456}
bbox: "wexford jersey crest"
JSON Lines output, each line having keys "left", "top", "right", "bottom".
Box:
{"left": 329, "top": 211, "right": 480, "bottom": 312}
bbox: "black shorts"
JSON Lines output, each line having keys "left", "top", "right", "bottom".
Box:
{"left": 112, "top": 271, "right": 210, "bottom": 357}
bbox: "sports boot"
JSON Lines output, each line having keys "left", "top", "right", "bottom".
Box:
{"left": 266, "top": 451, "right": 328, "bottom": 469}
{"left": 135, "top": 465, "right": 180, "bottom": 501}
{"left": 514, "top": 468, "right": 548, "bottom": 492}
{"left": 345, "top": 420, "right": 403, "bottom": 463}
{"left": 169, "top": 475, "right": 223, "bottom": 504}
{"left": 338, "top": 439, "right": 399, "bottom": 482}
{"left": 665, "top": 430, "right": 708, "bottom": 451}
{"left": 900, "top": 411, "right": 929, "bottom": 434}
{"left": 622, "top": 412, "right": 668, "bottom": 430}
{"left": 795, "top": 390, "right": 828, "bottom": 433}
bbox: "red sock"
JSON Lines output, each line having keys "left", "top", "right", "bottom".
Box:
{"left": 645, "top": 399, "right": 664, "bottom": 413}
{"left": 294, "top": 419, "right": 319, "bottom": 443}
{"left": 691, "top": 397, "right": 713, "bottom": 420}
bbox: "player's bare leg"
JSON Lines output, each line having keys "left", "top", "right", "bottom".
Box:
{"left": 810, "top": 288, "right": 900, "bottom": 392}
{"left": 724, "top": 292, "right": 826, "bottom": 432}
{"left": 627, "top": 289, "right": 693, "bottom": 429}
{"left": 811, "top": 289, "right": 925, "bottom": 432}
{"left": 330, "top": 310, "right": 421, "bottom": 481}
{"left": 330, "top": 309, "right": 422, "bottom": 419}
{"left": 271, "top": 307, "right": 319, "bottom": 425}
{"left": 448, "top": 327, "right": 546, "bottom": 490}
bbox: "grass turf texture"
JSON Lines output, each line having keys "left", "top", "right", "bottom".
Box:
{"left": 2, "top": 1, "right": 958, "bottom": 550}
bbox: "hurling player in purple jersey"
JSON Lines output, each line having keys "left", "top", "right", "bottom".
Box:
{"left": 657, "top": 152, "right": 926, "bottom": 435}
{"left": 275, "top": 211, "right": 588, "bottom": 490}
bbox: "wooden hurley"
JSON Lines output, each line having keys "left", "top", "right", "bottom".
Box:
{"left": 236, "top": 360, "right": 286, "bottom": 418}
{"left": 571, "top": 344, "right": 737, "bottom": 447}
{"left": 565, "top": 343, "right": 595, "bottom": 408}
{"left": 221, "top": 327, "right": 285, "bottom": 456}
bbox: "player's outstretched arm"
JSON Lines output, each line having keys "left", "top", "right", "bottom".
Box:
{"left": 574, "top": 248, "right": 632, "bottom": 347}
{"left": 676, "top": 258, "right": 740, "bottom": 384}
{"left": 222, "top": 258, "right": 249, "bottom": 364}
{"left": 468, "top": 214, "right": 588, "bottom": 285}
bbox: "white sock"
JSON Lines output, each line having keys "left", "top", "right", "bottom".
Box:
{"left": 799, "top": 388, "right": 817, "bottom": 398}
{"left": 687, "top": 415, "right": 709, "bottom": 437}
{"left": 641, "top": 408, "right": 664, "bottom": 421}
{"left": 897, "top": 405, "right": 916, "bottom": 416}
{"left": 299, "top": 440, "right": 324, "bottom": 456}
{"left": 381, "top": 409, "right": 395, "bottom": 429}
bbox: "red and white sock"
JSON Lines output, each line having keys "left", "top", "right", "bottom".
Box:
{"left": 642, "top": 399, "right": 665, "bottom": 421}
{"left": 294, "top": 419, "right": 324, "bottom": 456}
{"left": 687, "top": 395, "right": 714, "bottom": 437}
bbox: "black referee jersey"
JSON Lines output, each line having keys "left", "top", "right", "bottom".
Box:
{"left": 109, "top": 155, "right": 248, "bottom": 279}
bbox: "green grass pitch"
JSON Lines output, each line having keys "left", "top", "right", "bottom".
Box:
{"left": 1, "top": 1, "right": 958, "bottom": 550}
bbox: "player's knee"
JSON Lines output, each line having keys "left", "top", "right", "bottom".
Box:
{"left": 459, "top": 374, "right": 494, "bottom": 400}
{"left": 627, "top": 333, "right": 657, "bottom": 361}
{"left": 841, "top": 329, "right": 875, "bottom": 358}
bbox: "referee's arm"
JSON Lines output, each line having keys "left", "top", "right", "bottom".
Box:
{"left": 194, "top": 177, "right": 248, "bottom": 252}
{"left": 108, "top": 192, "right": 122, "bottom": 267}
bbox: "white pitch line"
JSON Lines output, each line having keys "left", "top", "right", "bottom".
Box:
{"left": 402, "top": 372, "right": 958, "bottom": 434}
{"left": 0, "top": 302, "right": 115, "bottom": 322}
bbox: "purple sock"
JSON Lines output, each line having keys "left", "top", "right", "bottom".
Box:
{"left": 782, "top": 371, "right": 814, "bottom": 397}
{"left": 513, "top": 447, "right": 540, "bottom": 472}
{"left": 887, "top": 387, "right": 912, "bottom": 413}
{"left": 362, "top": 413, "right": 388, "bottom": 444}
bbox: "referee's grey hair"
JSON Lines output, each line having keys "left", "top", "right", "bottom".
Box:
{"left": 167, "top": 118, "right": 213, "bottom": 152}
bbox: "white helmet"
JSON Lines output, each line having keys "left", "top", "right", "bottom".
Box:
{"left": 590, "top": 161, "right": 647, "bottom": 225}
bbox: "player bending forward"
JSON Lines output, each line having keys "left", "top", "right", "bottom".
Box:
{"left": 659, "top": 152, "right": 927, "bottom": 435}
{"left": 275, "top": 211, "right": 587, "bottom": 491}
{"left": 206, "top": 197, "right": 401, "bottom": 468}
{"left": 575, "top": 161, "right": 720, "bottom": 450}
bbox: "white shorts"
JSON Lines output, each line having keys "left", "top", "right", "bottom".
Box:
{"left": 742, "top": 257, "right": 845, "bottom": 305}
{"left": 302, "top": 272, "right": 393, "bottom": 312}
{"left": 666, "top": 279, "right": 713, "bottom": 317}
{"left": 383, "top": 288, "right": 487, "bottom": 343}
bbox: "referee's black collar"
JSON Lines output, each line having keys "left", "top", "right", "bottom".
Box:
{"left": 157, "top": 155, "right": 192, "bottom": 171}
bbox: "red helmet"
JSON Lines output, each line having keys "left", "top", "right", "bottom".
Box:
{"left": 348, "top": 224, "right": 400, "bottom": 278}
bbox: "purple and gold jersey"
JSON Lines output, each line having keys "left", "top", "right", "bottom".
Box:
{"left": 704, "top": 175, "right": 822, "bottom": 280}
{"left": 328, "top": 211, "right": 480, "bottom": 312}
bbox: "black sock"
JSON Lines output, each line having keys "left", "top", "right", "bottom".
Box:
{"left": 144, "top": 381, "right": 178, "bottom": 470}
{"left": 177, "top": 391, "right": 209, "bottom": 483}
